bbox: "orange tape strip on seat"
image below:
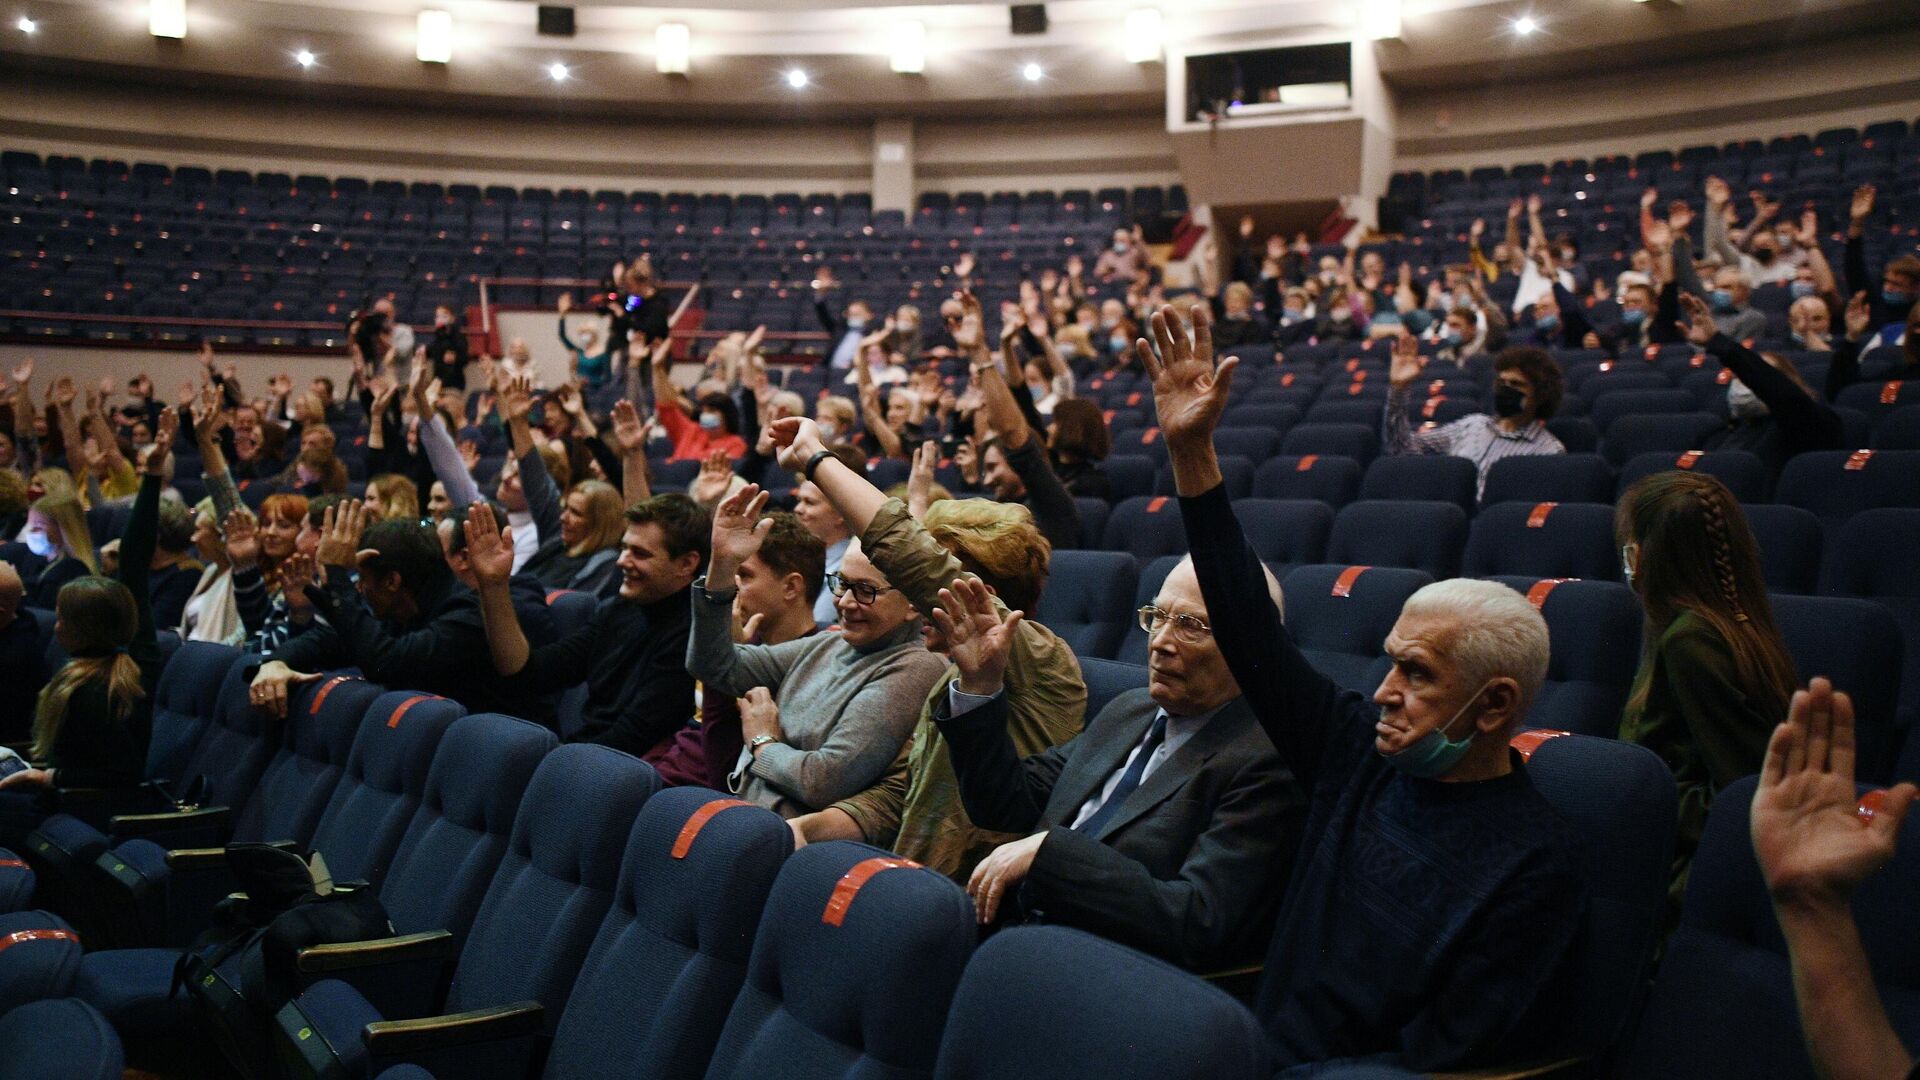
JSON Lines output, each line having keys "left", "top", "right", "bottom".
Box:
{"left": 671, "top": 799, "right": 753, "bottom": 859}
{"left": 1509, "top": 729, "right": 1569, "bottom": 762}
{"left": 309, "top": 676, "right": 354, "bottom": 716}
{"left": 0, "top": 928, "right": 78, "bottom": 954}
{"left": 1146, "top": 497, "right": 1168, "bottom": 513}
{"left": 1846, "top": 449, "right": 1874, "bottom": 471}
{"left": 822, "top": 857, "right": 921, "bottom": 927}
{"left": 1675, "top": 451, "right": 1701, "bottom": 469}
{"left": 1295, "top": 455, "right": 1318, "bottom": 472}
{"left": 1331, "top": 566, "right": 1370, "bottom": 598}
{"left": 0, "top": 859, "right": 26, "bottom": 869}
{"left": 387, "top": 695, "right": 434, "bottom": 729}
{"left": 1883, "top": 382, "right": 1902, "bottom": 405}
{"left": 1527, "top": 502, "right": 1558, "bottom": 528}
{"left": 1525, "top": 579, "right": 1576, "bottom": 608}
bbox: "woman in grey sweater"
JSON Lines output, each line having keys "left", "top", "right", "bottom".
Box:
{"left": 688, "top": 484, "right": 948, "bottom": 817}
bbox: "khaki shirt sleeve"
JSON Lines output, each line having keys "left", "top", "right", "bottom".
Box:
{"left": 860, "top": 498, "right": 968, "bottom": 620}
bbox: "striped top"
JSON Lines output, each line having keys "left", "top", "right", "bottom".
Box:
{"left": 1382, "top": 387, "right": 1565, "bottom": 498}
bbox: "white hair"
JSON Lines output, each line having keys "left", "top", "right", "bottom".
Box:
{"left": 1169, "top": 554, "right": 1285, "bottom": 623}
{"left": 1400, "top": 579, "right": 1549, "bottom": 711}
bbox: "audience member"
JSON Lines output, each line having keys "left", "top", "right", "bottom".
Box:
{"left": 1845, "top": 185, "right": 1918, "bottom": 343}
{"left": 248, "top": 501, "right": 508, "bottom": 715}
{"left": 1148, "top": 304, "right": 1586, "bottom": 1073}
{"left": 650, "top": 338, "right": 748, "bottom": 462}
{"left": 1753, "top": 678, "right": 1920, "bottom": 1080}
{"left": 495, "top": 374, "right": 624, "bottom": 596}
{"left": 1617, "top": 470, "right": 1796, "bottom": 912}
{"left": 687, "top": 485, "right": 946, "bottom": 817}
{"left": 937, "top": 562, "right": 1301, "bottom": 971}
{"left": 19, "top": 491, "right": 96, "bottom": 609}
{"left": 231, "top": 493, "right": 314, "bottom": 654}
{"left": 773, "top": 420, "right": 1087, "bottom": 881}
{"left": 1677, "top": 293, "right": 1844, "bottom": 479}
{"left": 1384, "top": 337, "right": 1566, "bottom": 499}
{"left": 792, "top": 457, "right": 861, "bottom": 628}
{"left": 145, "top": 495, "right": 202, "bottom": 631}
{"left": 1045, "top": 398, "right": 1111, "bottom": 500}
{"left": 465, "top": 496, "right": 706, "bottom": 754}
{"left": 0, "top": 562, "right": 45, "bottom": 741}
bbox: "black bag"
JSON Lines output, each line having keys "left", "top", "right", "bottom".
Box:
{"left": 174, "top": 844, "right": 391, "bottom": 1078}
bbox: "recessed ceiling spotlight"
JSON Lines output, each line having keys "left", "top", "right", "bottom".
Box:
{"left": 294, "top": 48, "right": 316, "bottom": 68}
{"left": 1022, "top": 62, "right": 1044, "bottom": 82}
{"left": 16, "top": 15, "right": 35, "bottom": 34}
{"left": 785, "top": 68, "right": 809, "bottom": 89}
{"left": 1513, "top": 15, "right": 1538, "bottom": 35}
{"left": 547, "top": 61, "right": 570, "bottom": 81}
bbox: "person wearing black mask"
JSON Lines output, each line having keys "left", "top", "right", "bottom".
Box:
{"left": 1383, "top": 336, "right": 1566, "bottom": 501}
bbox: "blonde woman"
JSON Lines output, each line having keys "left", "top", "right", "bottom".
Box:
{"left": 19, "top": 491, "right": 95, "bottom": 608}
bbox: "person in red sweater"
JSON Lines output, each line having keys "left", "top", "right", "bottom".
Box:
{"left": 649, "top": 337, "right": 747, "bottom": 462}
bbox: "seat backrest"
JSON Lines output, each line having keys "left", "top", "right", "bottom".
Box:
{"left": 1281, "top": 423, "right": 1378, "bottom": 466}
{"left": 1328, "top": 500, "right": 1467, "bottom": 579}
{"left": 176, "top": 654, "right": 282, "bottom": 812}
{"left": 1036, "top": 551, "right": 1138, "bottom": 661}
{"left": 446, "top": 744, "right": 660, "bottom": 1026}
{"left": 307, "top": 691, "right": 465, "bottom": 884}
{"left": 933, "top": 926, "right": 1270, "bottom": 1080}
{"left": 1589, "top": 389, "right": 1699, "bottom": 433}
{"left": 1516, "top": 732, "right": 1676, "bottom": 1063}
{"left": 1281, "top": 565, "right": 1433, "bottom": 694}
{"left": 147, "top": 642, "right": 242, "bottom": 784}
{"left": 1616, "top": 451, "right": 1772, "bottom": 503}
{"left": 1481, "top": 454, "right": 1617, "bottom": 506}
{"left": 546, "top": 590, "right": 597, "bottom": 638}
{"left": 545, "top": 788, "right": 793, "bottom": 1080}
{"left": 1601, "top": 413, "right": 1721, "bottom": 466}
{"left": 1234, "top": 499, "right": 1334, "bottom": 569}
{"left": 1253, "top": 454, "right": 1364, "bottom": 507}
{"left": 1624, "top": 775, "right": 1920, "bottom": 1079}
{"left": 379, "top": 713, "right": 557, "bottom": 939}
{"left": 1742, "top": 504, "right": 1824, "bottom": 594}
{"left": 1769, "top": 595, "right": 1905, "bottom": 783}
{"left": 228, "top": 674, "right": 373, "bottom": 849}
{"left": 1775, "top": 450, "right": 1920, "bottom": 529}
{"left": 1360, "top": 456, "right": 1479, "bottom": 515}
{"left": 1462, "top": 502, "right": 1621, "bottom": 582}
{"left": 1825, "top": 509, "right": 1920, "bottom": 599}
{"left": 1487, "top": 578, "right": 1642, "bottom": 738}
{"left": 1871, "top": 404, "right": 1920, "bottom": 449}
{"left": 1101, "top": 497, "right": 1187, "bottom": 563}
{"left": 704, "top": 840, "right": 976, "bottom": 1080}
{"left": 1079, "top": 657, "right": 1150, "bottom": 722}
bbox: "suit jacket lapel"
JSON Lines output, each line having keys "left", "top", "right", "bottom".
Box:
{"left": 1044, "top": 699, "right": 1159, "bottom": 828}
{"left": 1090, "top": 697, "right": 1254, "bottom": 841}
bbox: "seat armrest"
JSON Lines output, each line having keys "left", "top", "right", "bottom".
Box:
{"left": 298, "top": 931, "right": 457, "bottom": 974}
{"left": 1430, "top": 1058, "right": 1587, "bottom": 1080}
{"left": 1199, "top": 962, "right": 1264, "bottom": 1003}
{"left": 362, "top": 1001, "right": 545, "bottom": 1058}
{"left": 108, "top": 804, "right": 233, "bottom": 848}
{"left": 162, "top": 846, "right": 228, "bottom": 871}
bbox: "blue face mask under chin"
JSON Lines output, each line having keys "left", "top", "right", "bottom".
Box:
{"left": 1621, "top": 307, "right": 1647, "bottom": 327}
{"left": 1709, "top": 289, "right": 1737, "bottom": 313}
{"left": 1382, "top": 682, "right": 1489, "bottom": 779}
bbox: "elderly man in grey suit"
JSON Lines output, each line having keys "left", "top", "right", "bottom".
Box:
{"left": 929, "top": 563, "right": 1305, "bottom": 972}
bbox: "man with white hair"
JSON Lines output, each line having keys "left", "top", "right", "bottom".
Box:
{"left": 1709, "top": 266, "right": 1768, "bottom": 343}
{"left": 1143, "top": 302, "right": 1587, "bottom": 1074}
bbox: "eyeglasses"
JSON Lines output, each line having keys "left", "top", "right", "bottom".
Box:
{"left": 826, "top": 573, "right": 895, "bottom": 606}
{"left": 1137, "top": 605, "right": 1212, "bottom": 644}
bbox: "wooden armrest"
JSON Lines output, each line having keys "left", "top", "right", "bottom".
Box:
{"left": 298, "top": 930, "right": 456, "bottom": 974}
{"left": 162, "top": 846, "right": 228, "bottom": 871}
{"left": 1199, "top": 963, "right": 1263, "bottom": 982}
{"left": 108, "top": 804, "right": 232, "bottom": 839}
{"left": 1430, "top": 1058, "right": 1586, "bottom": 1080}
{"left": 362, "top": 1001, "right": 544, "bottom": 1058}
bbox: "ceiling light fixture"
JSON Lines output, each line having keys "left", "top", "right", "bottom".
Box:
{"left": 1512, "top": 15, "right": 1538, "bottom": 35}
{"left": 417, "top": 9, "right": 453, "bottom": 63}
{"left": 889, "top": 20, "right": 925, "bottom": 74}
{"left": 1022, "top": 62, "right": 1044, "bottom": 82}
{"left": 149, "top": 0, "right": 185, "bottom": 39}
{"left": 1123, "top": 8, "right": 1161, "bottom": 63}
{"left": 294, "top": 48, "right": 316, "bottom": 68}
{"left": 16, "top": 15, "right": 35, "bottom": 34}
{"left": 655, "top": 22, "right": 689, "bottom": 75}
{"left": 785, "top": 68, "right": 810, "bottom": 89}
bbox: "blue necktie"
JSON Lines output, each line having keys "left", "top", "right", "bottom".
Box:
{"left": 1074, "top": 712, "right": 1169, "bottom": 837}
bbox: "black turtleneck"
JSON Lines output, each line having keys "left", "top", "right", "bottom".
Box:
{"left": 506, "top": 586, "right": 696, "bottom": 756}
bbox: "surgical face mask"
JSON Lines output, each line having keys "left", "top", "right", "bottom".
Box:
{"left": 698, "top": 412, "right": 723, "bottom": 431}
{"left": 1282, "top": 306, "right": 1304, "bottom": 323}
{"left": 1620, "top": 543, "right": 1638, "bottom": 585}
{"left": 1319, "top": 270, "right": 1339, "bottom": 285}
{"left": 1112, "top": 240, "right": 1130, "bottom": 253}
{"left": 1027, "top": 380, "right": 1051, "bottom": 399}
{"left": 1621, "top": 307, "right": 1647, "bottom": 327}
{"left": 816, "top": 420, "right": 839, "bottom": 441}
{"left": 1492, "top": 383, "right": 1527, "bottom": 418}
{"left": 1442, "top": 329, "right": 1464, "bottom": 348}
{"left": 1329, "top": 307, "right": 1352, "bottom": 324}
{"left": 846, "top": 318, "right": 866, "bottom": 332}
{"left": 1108, "top": 334, "right": 1130, "bottom": 354}
{"left": 1885, "top": 289, "right": 1915, "bottom": 308}
{"left": 1436, "top": 292, "right": 1456, "bottom": 313}
{"left": 1559, "top": 248, "right": 1577, "bottom": 263}
{"left": 1535, "top": 313, "right": 1559, "bottom": 333}
{"left": 1382, "top": 681, "right": 1490, "bottom": 779}
{"left": 24, "top": 529, "right": 54, "bottom": 558}
{"left": 1709, "top": 289, "right": 1737, "bottom": 313}
{"left": 1727, "top": 378, "right": 1769, "bottom": 420}
{"left": 1790, "top": 281, "right": 1816, "bottom": 300}
{"left": 1789, "top": 330, "right": 1807, "bottom": 347}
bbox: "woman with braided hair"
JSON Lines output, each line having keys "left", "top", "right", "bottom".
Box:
{"left": 1617, "top": 470, "right": 1797, "bottom": 915}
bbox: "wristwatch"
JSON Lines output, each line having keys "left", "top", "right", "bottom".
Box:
{"left": 748, "top": 734, "right": 778, "bottom": 755}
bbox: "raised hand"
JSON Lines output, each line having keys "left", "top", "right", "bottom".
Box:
{"left": 224, "top": 510, "right": 261, "bottom": 568}
{"left": 500, "top": 374, "right": 534, "bottom": 425}
{"left": 1753, "top": 677, "right": 1918, "bottom": 908}
{"left": 1388, "top": 332, "right": 1423, "bottom": 390}
{"left": 1640, "top": 187, "right": 1659, "bottom": 211}
{"left": 1469, "top": 217, "right": 1485, "bottom": 241}
{"left": 1667, "top": 201, "right": 1695, "bottom": 236}
{"left": 690, "top": 449, "right": 737, "bottom": 507}
{"left": 315, "top": 499, "right": 368, "bottom": 569}
{"left": 907, "top": 439, "right": 939, "bottom": 520}
{"left": 280, "top": 552, "right": 318, "bottom": 613}
{"left": 9, "top": 357, "right": 31, "bottom": 386}
{"left": 1525, "top": 193, "right": 1543, "bottom": 216}
{"left": 1676, "top": 293, "right": 1718, "bottom": 346}
{"left": 1850, "top": 184, "right": 1876, "bottom": 224}
{"left": 145, "top": 407, "right": 177, "bottom": 475}
{"left": 462, "top": 502, "right": 514, "bottom": 588}
{"left": 1845, "top": 291, "right": 1871, "bottom": 341}
{"left": 193, "top": 384, "right": 228, "bottom": 443}
{"left": 610, "top": 399, "right": 647, "bottom": 455}
{"left": 407, "top": 354, "right": 434, "bottom": 411}
{"left": 708, "top": 483, "right": 773, "bottom": 582}
{"left": 1704, "top": 175, "right": 1730, "bottom": 206}
{"left": 50, "top": 376, "right": 76, "bottom": 410}
{"left": 767, "top": 416, "right": 826, "bottom": 473}
{"left": 1139, "top": 303, "right": 1237, "bottom": 448}
{"left": 557, "top": 292, "right": 574, "bottom": 316}
{"left": 930, "top": 575, "right": 1025, "bottom": 696}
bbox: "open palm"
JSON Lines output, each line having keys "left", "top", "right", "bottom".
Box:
{"left": 1141, "top": 303, "right": 1237, "bottom": 446}
{"left": 931, "top": 577, "right": 1024, "bottom": 695}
